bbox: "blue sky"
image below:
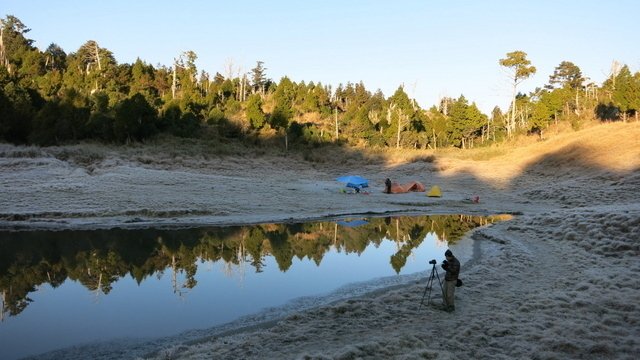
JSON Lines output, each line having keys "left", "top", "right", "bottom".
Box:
{"left": 2, "top": 0, "right": 639, "bottom": 113}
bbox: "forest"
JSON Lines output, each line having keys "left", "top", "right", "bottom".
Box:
{"left": 0, "top": 14, "right": 638, "bottom": 149}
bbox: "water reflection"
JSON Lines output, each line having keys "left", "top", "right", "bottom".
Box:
{"left": 1, "top": 214, "right": 512, "bottom": 359}
{"left": 0, "top": 214, "right": 506, "bottom": 321}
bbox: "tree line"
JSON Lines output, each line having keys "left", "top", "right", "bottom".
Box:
{"left": 0, "top": 15, "right": 638, "bottom": 149}
{"left": 0, "top": 215, "right": 501, "bottom": 318}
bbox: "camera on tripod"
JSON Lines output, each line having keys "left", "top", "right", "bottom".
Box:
{"left": 420, "top": 258, "right": 444, "bottom": 310}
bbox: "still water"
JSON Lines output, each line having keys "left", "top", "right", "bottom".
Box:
{"left": 0, "top": 214, "right": 505, "bottom": 359}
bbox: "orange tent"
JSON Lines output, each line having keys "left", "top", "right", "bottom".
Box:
{"left": 384, "top": 180, "right": 425, "bottom": 194}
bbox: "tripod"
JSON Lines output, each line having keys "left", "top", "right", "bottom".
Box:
{"left": 419, "top": 261, "right": 443, "bottom": 310}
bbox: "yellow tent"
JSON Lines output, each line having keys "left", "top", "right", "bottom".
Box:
{"left": 427, "top": 185, "right": 442, "bottom": 197}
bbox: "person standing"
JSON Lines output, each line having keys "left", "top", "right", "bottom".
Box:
{"left": 441, "top": 249, "right": 460, "bottom": 312}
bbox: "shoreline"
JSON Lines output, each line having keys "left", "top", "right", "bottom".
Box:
{"left": 0, "top": 208, "right": 512, "bottom": 232}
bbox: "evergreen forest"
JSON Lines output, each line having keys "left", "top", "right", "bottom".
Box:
{"left": 1, "top": 15, "right": 638, "bottom": 149}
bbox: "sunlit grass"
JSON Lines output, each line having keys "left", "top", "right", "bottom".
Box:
{"left": 433, "top": 146, "right": 507, "bottom": 161}
{"left": 2, "top": 121, "right": 637, "bottom": 179}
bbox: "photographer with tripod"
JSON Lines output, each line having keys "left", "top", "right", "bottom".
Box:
{"left": 441, "top": 249, "right": 460, "bottom": 312}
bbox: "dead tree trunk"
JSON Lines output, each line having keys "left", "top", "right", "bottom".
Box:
{"left": 432, "top": 129, "right": 437, "bottom": 150}
{"left": 508, "top": 82, "right": 517, "bottom": 137}
{"left": 0, "top": 27, "right": 9, "bottom": 74}
{"left": 334, "top": 107, "right": 338, "bottom": 140}
{"left": 94, "top": 42, "right": 102, "bottom": 71}
{"left": 172, "top": 62, "right": 177, "bottom": 100}
{"left": 396, "top": 111, "right": 402, "bottom": 149}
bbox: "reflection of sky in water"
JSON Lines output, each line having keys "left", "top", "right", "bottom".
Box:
{"left": 0, "top": 222, "right": 457, "bottom": 360}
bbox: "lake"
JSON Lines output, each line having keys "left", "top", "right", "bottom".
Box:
{"left": 0, "top": 214, "right": 505, "bottom": 359}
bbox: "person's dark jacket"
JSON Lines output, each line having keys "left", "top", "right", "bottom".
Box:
{"left": 442, "top": 257, "right": 460, "bottom": 281}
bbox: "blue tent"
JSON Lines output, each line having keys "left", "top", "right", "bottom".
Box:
{"left": 336, "top": 219, "right": 369, "bottom": 227}
{"left": 336, "top": 175, "right": 369, "bottom": 189}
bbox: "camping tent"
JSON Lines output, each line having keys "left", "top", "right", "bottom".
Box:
{"left": 427, "top": 185, "right": 442, "bottom": 197}
{"left": 336, "top": 175, "right": 369, "bottom": 190}
{"left": 336, "top": 219, "right": 369, "bottom": 227}
{"left": 386, "top": 181, "right": 425, "bottom": 194}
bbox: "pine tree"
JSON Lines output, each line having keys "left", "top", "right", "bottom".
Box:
{"left": 546, "top": 61, "right": 584, "bottom": 90}
{"left": 612, "top": 65, "right": 638, "bottom": 122}
{"left": 499, "top": 51, "right": 536, "bottom": 137}
{"left": 250, "top": 61, "right": 267, "bottom": 95}
{"left": 246, "top": 93, "right": 266, "bottom": 129}
{"left": 0, "top": 15, "right": 35, "bottom": 75}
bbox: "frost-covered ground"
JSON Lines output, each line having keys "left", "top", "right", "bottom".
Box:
{"left": 2, "top": 122, "right": 639, "bottom": 359}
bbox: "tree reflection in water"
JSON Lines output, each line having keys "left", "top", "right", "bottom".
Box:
{"left": 0, "top": 214, "right": 509, "bottom": 319}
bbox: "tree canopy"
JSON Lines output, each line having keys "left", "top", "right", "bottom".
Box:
{"left": 0, "top": 14, "right": 638, "bottom": 148}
